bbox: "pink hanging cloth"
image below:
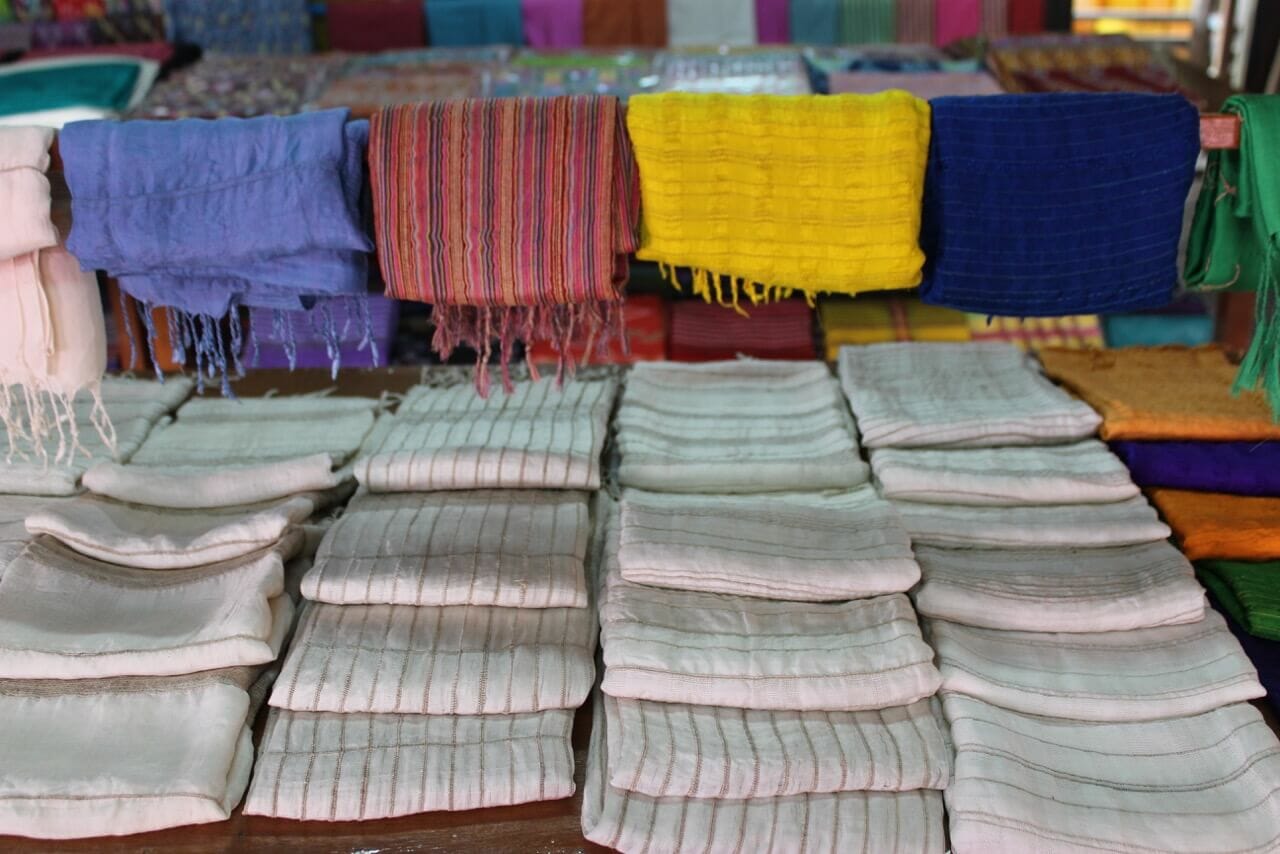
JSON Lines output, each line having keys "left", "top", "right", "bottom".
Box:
{"left": 754, "top": 0, "right": 789, "bottom": 44}
{"left": 935, "top": 0, "right": 981, "bottom": 45}
{"left": 522, "top": 0, "right": 586, "bottom": 48}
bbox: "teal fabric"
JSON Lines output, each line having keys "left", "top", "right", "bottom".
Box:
{"left": 0, "top": 62, "right": 139, "bottom": 117}
{"left": 0, "top": 2, "right": 12, "bottom": 24}
{"left": 790, "top": 0, "right": 839, "bottom": 45}
{"left": 425, "top": 0, "right": 523, "bottom": 46}
{"left": 1103, "top": 314, "right": 1215, "bottom": 348}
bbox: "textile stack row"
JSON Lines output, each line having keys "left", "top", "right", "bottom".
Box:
{"left": 1041, "top": 346, "right": 1280, "bottom": 712}
{"left": 243, "top": 374, "right": 616, "bottom": 820}
{"left": 840, "top": 341, "right": 1280, "bottom": 853}
{"left": 585, "top": 359, "right": 950, "bottom": 851}
{"left": 0, "top": 389, "right": 377, "bottom": 839}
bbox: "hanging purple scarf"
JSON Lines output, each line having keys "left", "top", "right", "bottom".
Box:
{"left": 1110, "top": 440, "right": 1280, "bottom": 496}
{"left": 61, "top": 108, "right": 373, "bottom": 390}
{"left": 755, "top": 0, "right": 788, "bottom": 43}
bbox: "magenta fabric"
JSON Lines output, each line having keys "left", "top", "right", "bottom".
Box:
{"left": 1110, "top": 440, "right": 1280, "bottom": 497}
{"left": 754, "top": 0, "right": 788, "bottom": 43}
{"left": 935, "top": 0, "right": 980, "bottom": 45}
{"left": 522, "top": 0, "right": 584, "bottom": 48}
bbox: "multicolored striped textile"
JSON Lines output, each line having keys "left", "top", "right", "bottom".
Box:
{"left": 981, "top": 0, "right": 1008, "bottom": 39}
{"left": 368, "top": 96, "right": 640, "bottom": 392}
{"left": 967, "top": 314, "right": 1104, "bottom": 351}
{"left": 527, "top": 293, "right": 667, "bottom": 366}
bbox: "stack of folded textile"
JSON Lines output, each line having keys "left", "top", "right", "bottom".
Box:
{"left": 245, "top": 374, "right": 617, "bottom": 820}
{"left": 0, "top": 390, "right": 368, "bottom": 838}
{"left": 588, "top": 359, "right": 949, "bottom": 852}
{"left": 128, "top": 54, "right": 349, "bottom": 119}
{"left": 1041, "top": 345, "right": 1280, "bottom": 711}
{"left": 841, "top": 341, "right": 1280, "bottom": 852}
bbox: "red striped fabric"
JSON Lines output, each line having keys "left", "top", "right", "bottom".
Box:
{"left": 368, "top": 96, "right": 640, "bottom": 390}
{"left": 1006, "top": 0, "right": 1044, "bottom": 34}
{"left": 668, "top": 299, "right": 815, "bottom": 362}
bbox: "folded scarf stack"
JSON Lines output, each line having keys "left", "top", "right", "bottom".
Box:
{"left": 1185, "top": 94, "right": 1280, "bottom": 417}
{"left": 835, "top": 340, "right": 1278, "bottom": 853}
{"left": 921, "top": 93, "right": 1199, "bottom": 317}
{"left": 0, "top": 391, "right": 355, "bottom": 837}
{"left": 369, "top": 96, "right": 639, "bottom": 392}
{"left": 60, "top": 109, "right": 374, "bottom": 389}
{"left": 592, "top": 359, "right": 948, "bottom": 852}
{"left": 246, "top": 373, "right": 619, "bottom": 821}
{"left": 626, "top": 92, "right": 930, "bottom": 307}
{"left": 966, "top": 314, "right": 1104, "bottom": 352}
{"left": 0, "top": 125, "right": 111, "bottom": 463}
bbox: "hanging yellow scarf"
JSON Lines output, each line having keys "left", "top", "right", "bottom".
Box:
{"left": 625, "top": 91, "right": 931, "bottom": 308}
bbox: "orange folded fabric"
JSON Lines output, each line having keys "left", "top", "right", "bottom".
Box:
{"left": 1150, "top": 489, "right": 1280, "bottom": 562}
{"left": 1038, "top": 346, "right": 1280, "bottom": 441}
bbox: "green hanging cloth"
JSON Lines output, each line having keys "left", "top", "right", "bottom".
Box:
{"left": 840, "top": 0, "right": 894, "bottom": 43}
{"left": 1186, "top": 94, "right": 1280, "bottom": 418}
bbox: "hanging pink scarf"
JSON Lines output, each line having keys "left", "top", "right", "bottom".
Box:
{"left": 522, "top": 0, "right": 585, "bottom": 47}
{"left": 935, "top": 0, "right": 980, "bottom": 45}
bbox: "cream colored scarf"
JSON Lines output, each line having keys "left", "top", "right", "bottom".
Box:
{"left": 0, "top": 126, "right": 109, "bottom": 465}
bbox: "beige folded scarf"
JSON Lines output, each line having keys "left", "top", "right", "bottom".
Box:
{"left": 302, "top": 489, "right": 591, "bottom": 608}
{"left": 0, "top": 128, "right": 110, "bottom": 467}
{"left": 85, "top": 395, "right": 378, "bottom": 508}
{"left": 245, "top": 707, "right": 576, "bottom": 820}
{"left": 618, "top": 486, "right": 919, "bottom": 601}
{"left": 929, "top": 611, "right": 1263, "bottom": 722}
{"left": 0, "top": 532, "right": 299, "bottom": 679}
{"left": 582, "top": 696, "right": 948, "bottom": 854}
{"left": 912, "top": 542, "right": 1206, "bottom": 633}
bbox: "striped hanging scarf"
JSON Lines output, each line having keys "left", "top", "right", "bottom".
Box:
{"left": 896, "top": 0, "right": 934, "bottom": 43}
{"left": 1186, "top": 95, "right": 1280, "bottom": 418}
{"left": 0, "top": 126, "right": 111, "bottom": 466}
{"left": 368, "top": 96, "right": 640, "bottom": 394}
{"left": 626, "top": 92, "right": 930, "bottom": 307}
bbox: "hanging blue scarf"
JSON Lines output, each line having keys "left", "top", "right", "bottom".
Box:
{"left": 61, "top": 108, "right": 373, "bottom": 390}
{"left": 920, "top": 93, "right": 1200, "bottom": 316}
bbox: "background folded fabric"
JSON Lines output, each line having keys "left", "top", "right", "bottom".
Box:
{"left": 1038, "top": 346, "right": 1280, "bottom": 441}
{"left": 894, "top": 496, "right": 1171, "bottom": 548}
{"left": 1111, "top": 440, "right": 1280, "bottom": 495}
{"left": 1150, "top": 489, "right": 1280, "bottom": 561}
{"left": 1199, "top": 560, "right": 1280, "bottom": 641}
{"left": 921, "top": 93, "right": 1199, "bottom": 316}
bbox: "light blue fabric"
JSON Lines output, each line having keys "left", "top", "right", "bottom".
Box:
{"left": 425, "top": 0, "right": 523, "bottom": 46}
{"left": 790, "top": 0, "right": 839, "bottom": 45}
{"left": 164, "top": 0, "right": 313, "bottom": 54}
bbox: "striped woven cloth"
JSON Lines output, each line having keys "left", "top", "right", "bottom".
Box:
{"left": 668, "top": 298, "right": 814, "bottom": 361}
{"left": 368, "top": 96, "right": 640, "bottom": 391}
{"left": 896, "top": 0, "right": 934, "bottom": 43}
{"left": 967, "top": 314, "right": 1104, "bottom": 351}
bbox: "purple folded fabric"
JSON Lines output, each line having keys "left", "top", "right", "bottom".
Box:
{"left": 755, "top": 0, "right": 788, "bottom": 43}
{"left": 1111, "top": 440, "right": 1280, "bottom": 496}
{"left": 1210, "top": 592, "right": 1280, "bottom": 716}
{"left": 829, "top": 71, "right": 1003, "bottom": 98}
{"left": 522, "top": 0, "right": 584, "bottom": 47}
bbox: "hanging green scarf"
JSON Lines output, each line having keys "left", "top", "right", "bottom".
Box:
{"left": 1186, "top": 95, "right": 1280, "bottom": 417}
{"left": 840, "top": 0, "right": 894, "bottom": 43}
